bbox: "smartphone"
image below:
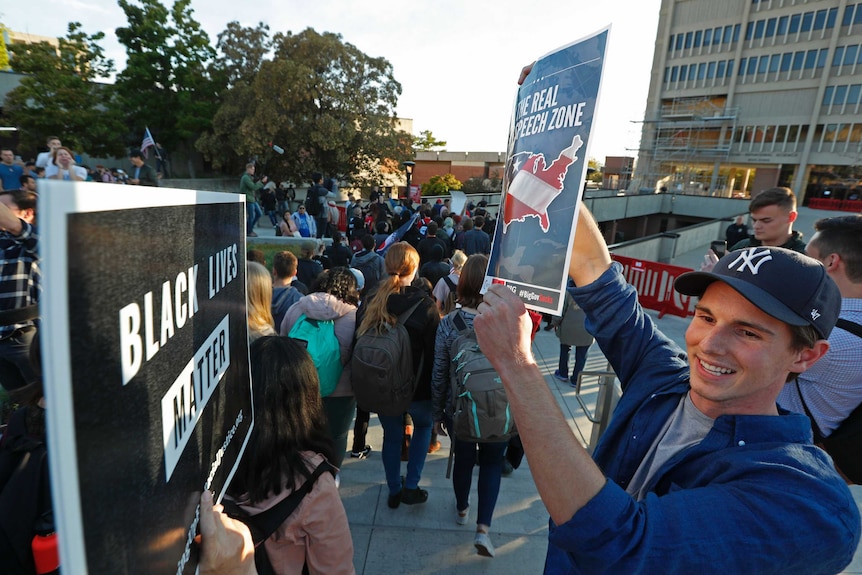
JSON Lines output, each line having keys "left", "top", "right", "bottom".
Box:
{"left": 711, "top": 240, "right": 727, "bottom": 258}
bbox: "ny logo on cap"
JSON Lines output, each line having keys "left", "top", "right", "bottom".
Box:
{"left": 727, "top": 248, "right": 773, "bottom": 275}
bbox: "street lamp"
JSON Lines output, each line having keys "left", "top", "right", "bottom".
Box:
{"left": 402, "top": 161, "right": 415, "bottom": 200}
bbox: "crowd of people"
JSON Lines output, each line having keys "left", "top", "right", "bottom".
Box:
{"left": 1, "top": 128, "right": 861, "bottom": 574}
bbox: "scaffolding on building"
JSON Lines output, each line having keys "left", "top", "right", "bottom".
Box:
{"left": 632, "top": 96, "right": 738, "bottom": 195}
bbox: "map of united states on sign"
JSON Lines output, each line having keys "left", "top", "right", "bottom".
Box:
{"left": 502, "top": 135, "right": 583, "bottom": 232}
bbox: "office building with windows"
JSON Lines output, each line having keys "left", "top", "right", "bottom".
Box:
{"left": 633, "top": 0, "right": 862, "bottom": 202}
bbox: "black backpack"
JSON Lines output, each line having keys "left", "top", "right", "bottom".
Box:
{"left": 796, "top": 318, "right": 862, "bottom": 484}
{"left": 304, "top": 186, "right": 322, "bottom": 216}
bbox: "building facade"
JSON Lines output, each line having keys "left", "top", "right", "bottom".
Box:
{"left": 633, "top": 0, "right": 862, "bottom": 203}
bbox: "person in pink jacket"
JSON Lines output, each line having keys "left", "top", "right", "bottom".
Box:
{"left": 280, "top": 267, "right": 359, "bottom": 467}
{"left": 226, "top": 337, "right": 355, "bottom": 575}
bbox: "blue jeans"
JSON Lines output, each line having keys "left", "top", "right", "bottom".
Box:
{"left": 453, "top": 437, "right": 508, "bottom": 526}
{"left": 558, "top": 344, "right": 590, "bottom": 382}
{"left": 246, "top": 202, "right": 262, "bottom": 234}
{"left": 378, "top": 400, "right": 433, "bottom": 495}
{"left": 0, "top": 326, "right": 37, "bottom": 391}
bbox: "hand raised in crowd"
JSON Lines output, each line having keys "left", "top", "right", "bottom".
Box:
{"left": 474, "top": 284, "right": 536, "bottom": 372}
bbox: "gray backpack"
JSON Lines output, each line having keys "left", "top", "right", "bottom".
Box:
{"left": 449, "top": 311, "right": 517, "bottom": 442}
{"left": 352, "top": 300, "right": 424, "bottom": 416}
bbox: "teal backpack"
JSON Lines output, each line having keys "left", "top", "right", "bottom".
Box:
{"left": 288, "top": 314, "right": 342, "bottom": 397}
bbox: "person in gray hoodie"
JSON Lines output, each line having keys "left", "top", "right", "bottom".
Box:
{"left": 350, "top": 234, "right": 386, "bottom": 298}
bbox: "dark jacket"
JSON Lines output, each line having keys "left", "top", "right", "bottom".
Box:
{"left": 730, "top": 230, "right": 806, "bottom": 253}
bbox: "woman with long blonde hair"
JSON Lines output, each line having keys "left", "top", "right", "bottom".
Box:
{"left": 354, "top": 242, "right": 439, "bottom": 508}
{"left": 247, "top": 261, "right": 276, "bottom": 342}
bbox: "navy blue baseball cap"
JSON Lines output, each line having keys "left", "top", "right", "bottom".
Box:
{"left": 674, "top": 247, "right": 840, "bottom": 339}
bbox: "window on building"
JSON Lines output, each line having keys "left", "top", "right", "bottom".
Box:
{"left": 745, "top": 22, "right": 754, "bottom": 41}
{"left": 792, "top": 51, "right": 805, "bottom": 71}
{"left": 781, "top": 52, "right": 793, "bottom": 72}
{"left": 799, "top": 125, "right": 809, "bottom": 144}
{"left": 788, "top": 125, "right": 800, "bottom": 146}
{"left": 850, "top": 124, "right": 862, "bottom": 144}
{"left": 769, "top": 53, "right": 781, "bottom": 73}
{"left": 724, "top": 25, "right": 733, "bottom": 44}
{"left": 801, "top": 12, "right": 814, "bottom": 33}
{"left": 845, "top": 45, "right": 859, "bottom": 66}
{"left": 778, "top": 15, "right": 789, "bottom": 36}
{"left": 805, "top": 50, "right": 818, "bottom": 70}
{"left": 685, "top": 31, "right": 693, "bottom": 49}
{"left": 748, "top": 57, "right": 759, "bottom": 76}
{"left": 855, "top": 5, "right": 862, "bottom": 25}
{"left": 763, "top": 125, "right": 776, "bottom": 144}
{"left": 833, "top": 46, "right": 845, "bottom": 67}
{"left": 680, "top": 64, "right": 688, "bottom": 81}
{"left": 733, "top": 24, "right": 741, "bottom": 42}
{"left": 689, "top": 65, "right": 697, "bottom": 81}
{"left": 848, "top": 84, "right": 861, "bottom": 105}
{"left": 813, "top": 124, "right": 825, "bottom": 150}
{"left": 823, "top": 85, "right": 835, "bottom": 106}
{"left": 671, "top": 66, "right": 679, "bottom": 82}
{"left": 727, "top": 59, "right": 735, "bottom": 77}
{"left": 694, "top": 30, "right": 702, "bottom": 48}
{"left": 707, "top": 61, "right": 716, "bottom": 79}
{"left": 713, "top": 27, "right": 723, "bottom": 45}
{"left": 790, "top": 13, "right": 801, "bottom": 34}
{"left": 704, "top": 29, "right": 712, "bottom": 46}
{"left": 758, "top": 56, "right": 769, "bottom": 74}
{"left": 676, "top": 34, "right": 684, "bottom": 51}
{"left": 668, "top": 34, "right": 675, "bottom": 52}
{"left": 754, "top": 20, "right": 765, "bottom": 39}
{"left": 717, "top": 60, "right": 727, "bottom": 78}
{"left": 814, "top": 10, "right": 827, "bottom": 30}
{"left": 698, "top": 62, "right": 707, "bottom": 80}
{"left": 827, "top": 7, "right": 838, "bottom": 28}
{"left": 664, "top": 67, "right": 670, "bottom": 83}
{"left": 776, "top": 125, "right": 788, "bottom": 147}
{"left": 835, "top": 85, "right": 848, "bottom": 106}
{"left": 818, "top": 49, "right": 829, "bottom": 68}
{"left": 843, "top": 4, "right": 856, "bottom": 27}
{"left": 766, "top": 18, "right": 777, "bottom": 37}
{"left": 824, "top": 124, "right": 839, "bottom": 143}
{"left": 739, "top": 58, "right": 747, "bottom": 76}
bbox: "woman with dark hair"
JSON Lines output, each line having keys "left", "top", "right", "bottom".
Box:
{"left": 226, "top": 337, "right": 354, "bottom": 575}
{"left": 431, "top": 254, "right": 507, "bottom": 558}
{"left": 280, "top": 267, "right": 359, "bottom": 468}
{"left": 355, "top": 242, "right": 439, "bottom": 508}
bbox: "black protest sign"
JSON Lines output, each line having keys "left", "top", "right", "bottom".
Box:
{"left": 41, "top": 185, "right": 253, "bottom": 575}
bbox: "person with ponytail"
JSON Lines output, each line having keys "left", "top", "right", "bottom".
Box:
{"left": 354, "top": 242, "right": 439, "bottom": 508}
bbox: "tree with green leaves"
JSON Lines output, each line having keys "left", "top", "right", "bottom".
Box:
{"left": 421, "top": 173, "right": 462, "bottom": 196}
{"left": 115, "top": 0, "right": 217, "bottom": 155}
{"left": 413, "top": 130, "right": 446, "bottom": 151}
{"left": 197, "top": 27, "right": 412, "bottom": 186}
{"left": 4, "top": 22, "right": 126, "bottom": 157}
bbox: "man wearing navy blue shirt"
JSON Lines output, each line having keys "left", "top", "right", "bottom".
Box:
{"left": 474, "top": 203, "right": 860, "bottom": 575}
{"left": 0, "top": 149, "right": 24, "bottom": 192}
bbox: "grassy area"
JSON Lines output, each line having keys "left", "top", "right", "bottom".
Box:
{"left": 247, "top": 242, "right": 302, "bottom": 271}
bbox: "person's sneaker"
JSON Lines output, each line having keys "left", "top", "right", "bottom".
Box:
{"left": 400, "top": 487, "right": 428, "bottom": 505}
{"left": 387, "top": 491, "right": 401, "bottom": 509}
{"left": 350, "top": 445, "right": 372, "bottom": 459}
{"left": 474, "top": 531, "right": 495, "bottom": 557}
{"left": 501, "top": 459, "right": 514, "bottom": 476}
{"left": 553, "top": 370, "right": 569, "bottom": 383}
{"left": 456, "top": 508, "right": 469, "bottom": 526}
{"left": 247, "top": 232, "right": 258, "bottom": 237}
{"left": 428, "top": 440, "right": 442, "bottom": 454}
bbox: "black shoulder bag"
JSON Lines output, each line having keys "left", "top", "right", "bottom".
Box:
{"left": 795, "top": 319, "right": 862, "bottom": 484}
{"left": 221, "top": 460, "right": 335, "bottom": 575}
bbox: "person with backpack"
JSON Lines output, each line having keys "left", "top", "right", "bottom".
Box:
{"left": 280, "top": 268, "right": 359, "bottom": 469}
{"left": 432, "top": 250, "right": 467, "bottom": 315}
{"left": 431, "top": 254, "right": 510, "bottom": 558}
{"left": 350, "top": 234, "right": 386, "bottom": 298}
{"left": 353, "top": 242, "right": 439, "bottom": 508}
{"left": 225, "top": 336, "right": 354, "bottom": 575}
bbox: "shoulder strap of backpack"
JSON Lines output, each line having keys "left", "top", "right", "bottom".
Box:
{"left": 836, "top": 318, "right": 862, "bottom": 338}
{"left": 794, "top": 377, "right": 827, "bottom": 443}
{"left": 452, "top": 309, "right": 469, "bottom": 333}
{"left": 396, "top": 299, "right": 423, "bottom": 327}
{"left": 443, "top": 275, "right": 457, "bottom": 292}
{"left": 228, "top": 459, "right": 335, "bottom": 546}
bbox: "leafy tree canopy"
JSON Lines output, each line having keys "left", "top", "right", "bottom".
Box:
{"left": 197, "top": 27, "right": 412, "bottom": 186}
{"left": 421, "top": 173, "right": 462, "bottom": 196}
{"left": 413, "top": 130, "right": 446, "bottom": 151}
{"left": 4, "top": 22, "right": 126, "bottom": 157}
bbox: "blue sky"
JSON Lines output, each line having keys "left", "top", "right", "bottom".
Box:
{"left": 2, "top": 0, "right": 662, "bottom": 162}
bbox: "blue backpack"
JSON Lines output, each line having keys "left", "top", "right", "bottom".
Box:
{"left": 288, "top": 314, "right": 342, "bottom": 397}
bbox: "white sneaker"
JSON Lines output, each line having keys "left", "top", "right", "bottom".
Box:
{"left": 474, "top": 531, "right": 495, "bottom": 557}
{"left": 456, "top": 508, "right": 469, "bottom": 526}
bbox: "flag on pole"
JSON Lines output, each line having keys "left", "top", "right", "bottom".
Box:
{"left": 140, "top": 127, "right": 156, "bottom": 158}
{"left": 377, "top": 212, "right": 420, "bottom": 255}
